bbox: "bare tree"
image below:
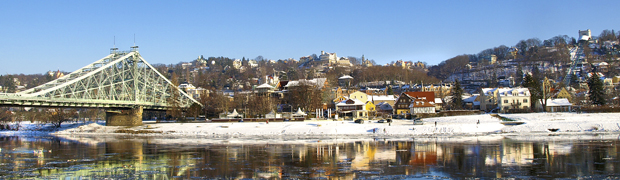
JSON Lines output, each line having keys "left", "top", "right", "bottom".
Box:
{"left": 45, "top": 108, "right": 78, "bottom": 128}
{"left": 166, "top": 73, "right": 183, "bottom": 121}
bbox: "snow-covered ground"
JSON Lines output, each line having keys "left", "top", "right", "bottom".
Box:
{"left": 2, "top": 113, "right": 620, "bottom": 142}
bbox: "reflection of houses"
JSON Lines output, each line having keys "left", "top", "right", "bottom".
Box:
{"left": 502, "top": 142, "right": 534, "bottom": 166}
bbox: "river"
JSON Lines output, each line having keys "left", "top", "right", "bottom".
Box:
{"left": 1, "top": 135, "right": 619, "bottom": 179}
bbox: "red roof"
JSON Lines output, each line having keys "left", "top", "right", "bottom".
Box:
{"left": 403, "top": 92, "right": 435, "bottom": 103}
{"left": 410, "top": 99, "right": 435, "bottom": 108}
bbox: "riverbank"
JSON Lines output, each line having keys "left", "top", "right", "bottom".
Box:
{"left": 2, "top": 113, "right": 620, "bottom": 141}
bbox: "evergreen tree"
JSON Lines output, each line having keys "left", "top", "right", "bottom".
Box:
{"left": 523, "top": 74, "right": 542, "bottom": 111}
{"left": 386, "top": 85, "right": 393, "bottom": 95}
{"left": 587, "top": 73, "right": 606, "bottom": 105}
{"left": 450, "top": 80, "right": 463, "bottom": 109}
{"left": 569, "top": 74, "right": 579, "bottom": 89}
{"left": 489, "top": 72, "right": 498, "bottom": 87}
{"left": 515, "top": 65, "right": 523, "bottom": 86}
{"left": 4, "top": 75, "right": 16, "bottom": 93}
{"left": 531, "top": 66, "right": 542, "bottom": 81}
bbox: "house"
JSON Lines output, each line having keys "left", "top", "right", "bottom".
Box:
{"left": 335, "top": 99, "right": 367, "bottom": 120}
{"left": 535, "top": 98, "right": 572, "bottom": 112}
{"left": 394, "top": 92, "right": 435, "bottom": 115}
{"left": 186, "top": 87, "right": 209, "bottom": 100}
{"left": 338, "top": 75, "right": 353, "bottom": 87}
{"left": 480, "top": 87, "right": 531, "bottom": 113}
{"left": 255, "top": 83, "right": 275, "bottom": 96}
{"left": 463, "top": 94, "right": 480, "bottom": 110}
{"left": 410, "top": 99, "right": 436, "bottom": 114}
{"left": 336, "top": 57, "right": 353, "bottom": 66}
{"left": 369, "top": 95, "right": 396, "bottom": 108}
{"left": 349, "top": 91, "right": 368, "bottom": 103}
{"left": 320, "top": 51, "right": 338, "bottom": 64}
{"left": 554, "top": 87, "right": 573, "bottom": 102}
{"left": 434, "top": 98, "right": 443, "bottom": 111}
{"left": 248, "top": 60, "right": 258, "bottom": 68}
{"left": 284, "top": 78, "right": 328, "bottom": 90}
{"left": 376, "top": 102, "right": 393, "bottom": 114}
{"left": 232, "top": 59, "right": 242, "bottom": 69}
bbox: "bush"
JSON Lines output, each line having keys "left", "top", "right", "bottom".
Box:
{"left": 580, "top": 106, "right": 620, "bottom": 113}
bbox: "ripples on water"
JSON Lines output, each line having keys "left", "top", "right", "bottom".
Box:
{"left": 1, "top": 135, "right": 620, "bottom": 179}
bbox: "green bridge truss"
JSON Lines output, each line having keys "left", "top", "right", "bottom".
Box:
{"left": 0, "top": 47, "right": 200, "bottom": 110}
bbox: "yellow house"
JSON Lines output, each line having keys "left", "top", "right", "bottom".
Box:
{"left": 349, "top": 91, "right": 369, "bottom": 103}
{"left": 333, "top": 95, "right": 348, "bottom": 103}
{"left": 555, "top": 87, "right": 573, "bottom": 102}
{"left": 365, "top": 101, "right": 376, "bottom": 111}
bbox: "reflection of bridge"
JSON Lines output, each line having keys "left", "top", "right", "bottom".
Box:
{"left": 0, "top": 46, "right": 200, "bottom": 126}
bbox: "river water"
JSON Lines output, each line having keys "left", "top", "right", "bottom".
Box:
{"left": 1, "top": 135, "right": 620, "bottom": 179}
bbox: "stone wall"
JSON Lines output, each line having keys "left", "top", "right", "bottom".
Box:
{"left": 106, "top": 106, "right": 143, "bottom": 126}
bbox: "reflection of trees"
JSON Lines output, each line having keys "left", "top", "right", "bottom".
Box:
{"left": 5, "top": 137, "right": 620, "bottom": 179}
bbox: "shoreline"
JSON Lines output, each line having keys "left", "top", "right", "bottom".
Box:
{"left": 2, "top": 112, "right": 620, "bottom": 143}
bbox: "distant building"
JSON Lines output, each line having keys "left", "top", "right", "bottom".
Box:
{"left": 361, "top": 55, "right": 373, "bottom": 67}
{"left": 232, "top": 59, "right": 242, "bottom": 69}
{"left": 338, "top": 75, "right": 353, "bottom": 87}
{"left": 320, "top": 51, "right": 338, "bottom": 64}
{"left": 47, "top": 70, "right": 64, "bottom": 79}
{"left": 248, "top": 60, "right": 258, "bottom": 68}
{"left": 195, "top": 55, "right": 207, "bottom": 66}
{"left": 337, "top": 57, "right": 352, "bottom": 66}
{"left": 481, "top": 55, "right": 497, "bottom": 64}
{"left": 579, "top": 29, "right": 591, "bottom": 42}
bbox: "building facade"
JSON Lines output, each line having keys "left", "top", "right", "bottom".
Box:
{"left": 480, "top": 87, "right": 531, "bottom": 113}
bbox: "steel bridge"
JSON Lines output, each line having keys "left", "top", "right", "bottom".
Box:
{"left": 0, "top": 46, "right": 200, "bottom": 111}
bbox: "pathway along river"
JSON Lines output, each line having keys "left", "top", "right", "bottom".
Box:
{"left": 1, "top": 135, "right": 620, "bottom": 179}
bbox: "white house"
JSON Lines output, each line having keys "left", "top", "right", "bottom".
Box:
{"left": 336, "top": 99, "right": 367, "bottom": 120}
{"left": 480, "top": 87, "right": 531, "bottom": 113}
{"left": 409, "top": 99, "right": 436, "bottom": 114}
{"left": 536, "top": 98, "right": 572, "bottom": 112}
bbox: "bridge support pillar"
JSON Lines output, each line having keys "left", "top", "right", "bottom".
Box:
{"left": 105, "top": 106, "right": 143, "bottom": 126}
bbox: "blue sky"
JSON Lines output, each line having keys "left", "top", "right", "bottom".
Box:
{"left": 1, "top": 0, "right": 619, "bottom": 74}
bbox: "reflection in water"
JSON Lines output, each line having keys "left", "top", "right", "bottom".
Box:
{"left": 1, "top": 135, "right": 620, "bottom": 179}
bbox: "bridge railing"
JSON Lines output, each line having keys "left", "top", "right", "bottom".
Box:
{"left": 0, "top": 93, "right": 22, "bottom": 97}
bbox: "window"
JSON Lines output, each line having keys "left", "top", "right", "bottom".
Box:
{"left": 523, "top": 99, "right": 528, "bottom": 103}
{"left": 504, "top": 100, "right": 508, "bottom": 103}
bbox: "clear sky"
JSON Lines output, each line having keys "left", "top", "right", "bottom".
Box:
{"left": 1, "top": 0, "right": 619, "bottom": 74}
